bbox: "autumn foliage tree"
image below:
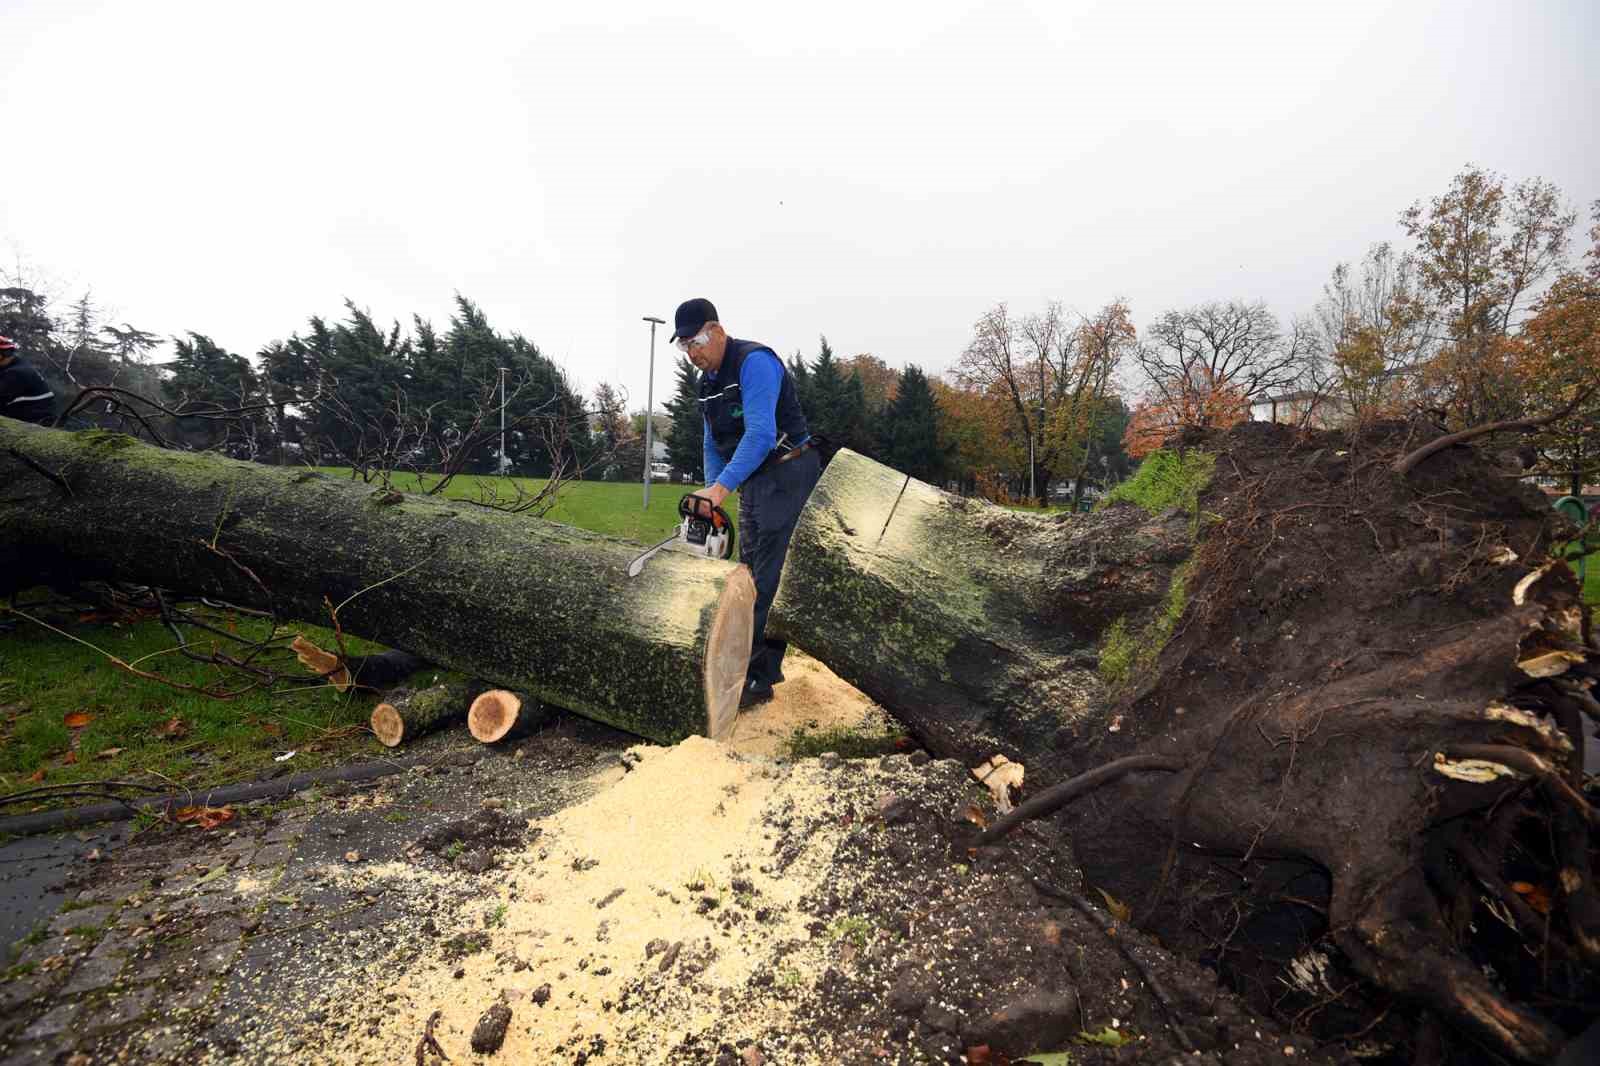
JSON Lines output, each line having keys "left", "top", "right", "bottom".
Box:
{"left": 1400, "top": 165, "right": 1577, "bottom": 427}
{"left": 1123, "top": 369, "right": 1249, "bottom": 458}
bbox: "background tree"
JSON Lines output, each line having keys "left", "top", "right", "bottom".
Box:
{"left": 1135, "top": 300, "right": 1306, "bottom": 429}
{"left": 1517, "top": 199, "right": 1600, "bottom": 496}
{"left": 1308, "top": 242, "right": 1430, "bottom": 420}
{"left": 1400, "top": 165, "right": 1576, "bottom": 425}
{"left": 799, "top": 335, "right": 872, "bottom": 455}
{"left": 1053, "top": 300, "right": 1136, "bottom": 510}
{"left": 664, "top": 356, "right": 703, "bottom": 483}
{"left": 839, "top": 352, "right": 899, "bottom": 413}
{"left": 877, "top": 364, "right": 947, "bottom": 483}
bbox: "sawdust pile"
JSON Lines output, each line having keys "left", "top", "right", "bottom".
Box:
{"left": 293, "top": 736, "right": 859, "bottom": 1064}
{"left": 722, "top": 649, "right": 896, "bottom": 758}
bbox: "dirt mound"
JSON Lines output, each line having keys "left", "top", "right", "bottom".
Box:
{"left": 1057, "top": 420, "right": 1599, "bottom": 1064}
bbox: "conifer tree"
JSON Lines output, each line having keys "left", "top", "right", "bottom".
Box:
{"left": 664, "top": 356, "right": 703, "bottom": 482}
{"left": 879, "top": 364, "right": 947, "bottom": 482}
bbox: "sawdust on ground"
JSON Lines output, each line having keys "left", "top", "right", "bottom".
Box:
{"left": 721, "top": 648, "right": 894, "bottom": 758}
{"left": 286, "top": 735, "right": 853, "bottom": 1064}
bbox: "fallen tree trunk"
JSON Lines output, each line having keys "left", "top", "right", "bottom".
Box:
{"left": 772, "top": 434, "right": 1599, "bottom": 1063}
{"left": 0, "top": 422, "right": 754, "bottom": 743}
{"left": 371, "top": 680, "right": 489, "bottom": 748}
{"left": 769, "top": 448, "right": 1193, "bottom": 781}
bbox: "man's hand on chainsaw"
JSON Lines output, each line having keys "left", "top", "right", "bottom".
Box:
{"left": 694, "top": 483, "right": 731, "bottom": 509}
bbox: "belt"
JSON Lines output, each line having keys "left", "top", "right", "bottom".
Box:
{"left": 772, "top": 439, "right": 816, "bottom": 466}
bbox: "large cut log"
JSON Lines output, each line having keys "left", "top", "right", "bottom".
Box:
{"left": 0, "top": 422, "right": 755, "bottom": 743}
{"left": 769, "top": 447, "right": 1193, "bottom": 781}
{"left": 371, "top": 681, "right": 488, "bottom": 747}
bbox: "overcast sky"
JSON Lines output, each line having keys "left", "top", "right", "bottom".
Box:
{"left": 2, "top": 0, "right": 1595, "bottom": 411}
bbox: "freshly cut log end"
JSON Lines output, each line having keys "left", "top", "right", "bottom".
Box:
{"left": 292, "top": 635, "right": 351, "bottom": 692}
{"left": 704, "top": 564, "right": 757, "bottom": 742}
{"left": 469, "top": 690, "right": 521, "bottom": 743}
{"left": 370, "top": 702, "right": 407, "bottom": 747}
{"left": 370, "top": 680, "right": 486, "bottom": 747}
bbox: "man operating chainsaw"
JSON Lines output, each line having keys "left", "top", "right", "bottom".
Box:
{"left": 673, "top": 298, "right": 821, "bottom": 709}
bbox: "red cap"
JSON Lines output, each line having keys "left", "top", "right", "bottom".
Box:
{"left": 0, "top": 336, "right": 17, "bottom": 350}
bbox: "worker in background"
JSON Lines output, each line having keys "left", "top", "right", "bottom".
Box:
{"left": 0, "top": 336, "right": 56, "bottom": 426}
{"left": 675, "top": 298, "right": 821, "bottom": 709}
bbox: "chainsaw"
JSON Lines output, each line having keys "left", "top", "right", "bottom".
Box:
{"left": 625, "top": 494, "right": 736, "bottom": 577}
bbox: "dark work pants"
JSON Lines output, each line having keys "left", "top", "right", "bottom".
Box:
{"left": 737, "top": 447, "right": 822, "bottom": 687}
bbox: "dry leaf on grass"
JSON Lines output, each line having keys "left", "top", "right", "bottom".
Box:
{"left": 62, "top": 711, "right": 93, "bottom": 729}
{"left": 28, "top": 768, "right": 45, "bottom": 783}
{"left": 157, "top": 717, "right": 188, "bottom": 739}
{"left": 62, "top": 751, "right": 78, "bottom": 765}
{"left": 970, "top": 754, "right": 1025, "bottom": 813}
{"left": 963, "top": 804, "right": 989, "bottom": 829}
{"left": 174, "top": 805, "right": 235, "bottom": 830}
{"left": 95, "top": 747, "right": 125, "bottom": 760}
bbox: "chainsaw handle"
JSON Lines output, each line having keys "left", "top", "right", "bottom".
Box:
{"left": 679, "top": 493, "right": 730, "bottom": 529}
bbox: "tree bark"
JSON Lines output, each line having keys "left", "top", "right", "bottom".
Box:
{"left": 371, "top": 681, "right": 488, "bottom": 748}
{"left": 769, "top": 448, "right": 1193, "bottom": 782}
{"left": 0, "top": 422, "right": 755, "bottom": 744}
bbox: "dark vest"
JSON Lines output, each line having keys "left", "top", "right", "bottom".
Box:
{"left": 699, "top": 338, "right": 810, "bottom": 474}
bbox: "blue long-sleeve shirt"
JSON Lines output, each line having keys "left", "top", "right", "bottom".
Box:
{"left": 702, "top": 347, "right": 784, "bottom": 492}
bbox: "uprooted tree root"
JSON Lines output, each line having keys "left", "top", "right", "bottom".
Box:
{"left": 988, "top": 420, "right": 1599, "bottom": 1064}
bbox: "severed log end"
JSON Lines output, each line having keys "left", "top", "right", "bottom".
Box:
{"left": 292, "top": 634, "right": 352, "bottom": 692}
{"left": 371, "top": 701, "right": 406, "bottom": 747}
{"left": 469, "top": 690, "right": 526, "bottom": 743}
{"left": 703, "top": 564, "right": 757, "bottom": 742}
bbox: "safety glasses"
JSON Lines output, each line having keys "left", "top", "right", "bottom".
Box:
{"left": 674, "top": 331, "right": 710, "bottom": 353}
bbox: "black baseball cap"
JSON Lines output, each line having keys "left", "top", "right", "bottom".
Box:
{"left": 670, "top": 298, "right": 718, "bottom": 341}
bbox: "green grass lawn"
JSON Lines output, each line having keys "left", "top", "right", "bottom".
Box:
{"left": 1562, "top": 538, "right": 1599, "bottom": 606}
{"left": 0, "top": 607, "right": 396, "bottom": 800}
{"left": 313, "top": 468, "right": 738, "bottom": 545}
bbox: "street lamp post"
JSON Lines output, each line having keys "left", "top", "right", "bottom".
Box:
{"left": 498, "top": 366, "right": 510, "bottom": 476}
{"left": 641, "top": 316, "right": 665, "bottom": 509}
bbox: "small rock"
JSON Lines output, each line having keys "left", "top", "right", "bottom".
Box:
{"left": 962, "top": 990, "right": 1079, "bottom": 1057}
{"left": 817, "top": 752, "right": 841, "bottom": 770}
{"left": 644, "top": 938, "right": 669, "bottom": 958}
{"left": 877, "top": 792, "right": 915, "bottom": 825}
{"left": 658, "top": 941, "right": 683, "bottom": 973}
{"left": 344, "top": 850, "right": 361, "bottom": 863}
{"left": 458, "top": 849, "right": 494, "bottom": 874}
{"left": 531, "top": 983, "right": 552, "bottom": 1005}
{"left": 470, "top": 1001, "right": 513, "bottom": 1053}
{"left": 481, "top": 798, "right": 506, "bottom": 810}
{"left": 453, "top": 967, "right": 466, "bottom": 979}
{"left": 888, "top": 970, "right": 929, "bottom": 1015}
{"left": 742, "top": 1047, "right": 766, "bottom": 1066}
{"left": 907, "top": 750, "right": 931, "bottom": 767}
{"left": 328, "top": 827, "right": 348, "bottom": 838}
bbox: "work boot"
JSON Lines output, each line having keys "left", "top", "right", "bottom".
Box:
{"left": 739, "top": 679, "right": 775, "bottom": 709}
